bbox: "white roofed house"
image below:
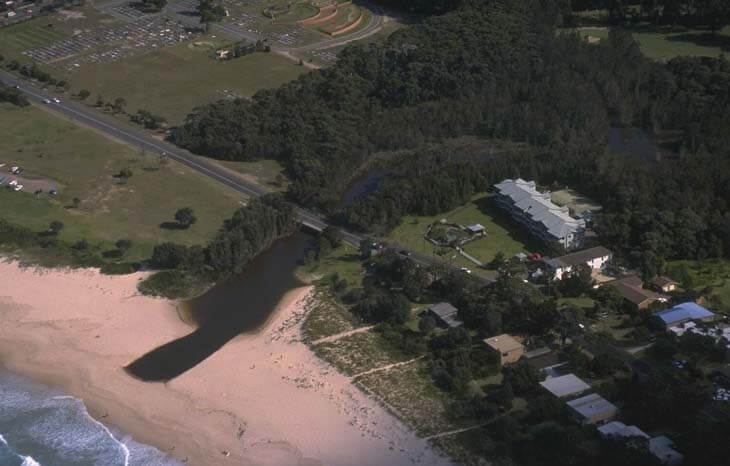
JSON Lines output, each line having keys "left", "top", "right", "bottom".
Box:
{"left": 544, "top": 246, "right": 613, "bottom": 280}
{"left": 493, "top": 179, "right": 586, "bottom": 250}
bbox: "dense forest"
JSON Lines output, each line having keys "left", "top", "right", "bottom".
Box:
{"left": 173, "top": 0, "right": 730, "bottom": 273}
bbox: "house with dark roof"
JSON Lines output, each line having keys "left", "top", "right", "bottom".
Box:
{"left": 493, "top": 179, "right": 586, "bottom": 250}
{"left": 651, "top": 302, "right": 715, "bottom": 330}
{"left": 607, "top": 275, "right": 667, "bottom": 310}
{"left": 544, "top": 246, "right": 612, "bottom": 280}
{"left": 426, "top": 302, "right": 463, "bottom": 328}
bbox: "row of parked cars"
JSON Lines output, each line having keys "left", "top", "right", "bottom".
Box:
{"left": 0, "top": 164, "right": 24, "bottom": 191}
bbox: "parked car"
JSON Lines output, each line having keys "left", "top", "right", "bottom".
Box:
{"left": 43, "top": 99, "right": 50, "bottom": 104}
{"left": 9, "top": 180, "right": 17, "bottom": 186}
{"left": 460, "top": 267, "right": 472, "bottom": 274}
{"left": 52, "top": 97, "right": 60, "bottom": 103}
{"left": 13, "top": 184, "right": 23, "bottom": 191}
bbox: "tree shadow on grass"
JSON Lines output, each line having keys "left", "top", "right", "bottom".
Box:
{"left": 159, "top": 221, "right": 187, "bottom": 230}
{"left": 102, "top": 249, "right": 123, "bottom": 259}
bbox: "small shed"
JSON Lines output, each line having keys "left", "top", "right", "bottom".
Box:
{"left": 652, "top": 276, "right": 678, "bottom": 293}
{"left": 466, "top": 224, "right": 485, "bottom": 235}
{"left": 566, "top": 393, "right": 617, "bottom": 425}
{"left": 427, "top": 302, "right": 462, "bottom": 328}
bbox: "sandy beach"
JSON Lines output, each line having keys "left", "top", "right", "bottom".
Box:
{"left": 0, "top": 260, "right": 451, "bottom": 466}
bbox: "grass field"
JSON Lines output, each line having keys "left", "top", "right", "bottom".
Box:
{"left": 667, "top": 259, "right": 730, "bottom": 312}
{"left": 571, "top": 25, "right": 730, "bottom": 60}
{"left": 65, "top": 42, "right": 307, "bottom": 124}
{"left": 219, "top": 158, "right": 289, "bottom": 191}
{"left": 387, "top": 193, "right": 535, "bottom": 273}
{"left": 0, "top": 103, "right": 243, "bottom": 262}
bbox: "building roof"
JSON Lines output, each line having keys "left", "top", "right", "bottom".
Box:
{"left": 467, "top": 224, "right": 485, "bottom": 233}
{"left": 652, "top": 276, "right": 678, "bottom": 288}
{"left": 428, "top": 302, "right": 462, "bottom": 328}
{"left": 649, "top": 436, "right": 684, "bottom": 465}
{"left": 539, "top": 373, "right": 590, "bottom": 398}
{"left": 654, "top": 302, "right": 714, "bottom": 325}
{"left": 494, "top": 179, "right": 585, "bottom": 240}
{"left": 547, "top": 246, "right": 612, "bottom": 269}
{"left": 608, "top": 279, "right": 662, "bottom": 306}
{"left": 483, "top": 334, "right": 524, "bottom": 354}
{"left": 598, "top": 421, "right": 649, "bottom": 439}
{"left": 566, "top": 393, "right": 617, "bottom": 420}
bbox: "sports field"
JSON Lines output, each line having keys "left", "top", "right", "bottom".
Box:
{"left": 572, "top": 25, "right": 730, "bottom": 60}
{"left": 0, "top": 103, "right": 244, "bottom": 262}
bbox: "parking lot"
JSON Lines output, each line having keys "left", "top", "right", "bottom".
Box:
{"left": 21, "top": 15, "right": 198, "bottom": 72}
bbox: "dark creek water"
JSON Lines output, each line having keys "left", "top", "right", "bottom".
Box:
{"left": 125, "top": 233, "right": 310, "bottom": 382}
{"left": 607, "top": 127, "right": 677, "bottom": 161}
{"left": 339, "top": 170, "right": 384, "bottom": 208}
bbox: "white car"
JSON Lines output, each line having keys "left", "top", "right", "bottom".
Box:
{"left": 9, "top": 180, "right": 17, "bottom": 186}
{"left": 460, "top": 267, "right": 472, "bottom": 274}
{"left": 13, "top": 184, "right": 23, "bottom": 191}
{"left": 52, "top": 97, "right": 60, "bottom": 103}
{"left": 43, "top": 99, "right": 50, "bottom": 104}
{"left": 10, "top": 166, "right": 20, "bottom": 173}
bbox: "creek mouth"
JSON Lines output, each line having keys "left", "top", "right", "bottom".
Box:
{"left": 125, "top": 233, "right": 310, "bottom": 382}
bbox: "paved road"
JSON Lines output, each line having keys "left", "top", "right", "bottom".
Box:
{"left": 1, "top": 72, "right": 491, "bottom": 282}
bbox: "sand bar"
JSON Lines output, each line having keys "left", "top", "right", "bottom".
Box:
{"left": 0, "top": 261, "right": 451, "bottom": 466}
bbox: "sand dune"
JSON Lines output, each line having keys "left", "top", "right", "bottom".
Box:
{"left": 0, "top": 261, "right": 451, "bottom": 466}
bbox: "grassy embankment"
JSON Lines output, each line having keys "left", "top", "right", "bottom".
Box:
{"left": 0, "top": 103, "right": 243, "bottom": 265}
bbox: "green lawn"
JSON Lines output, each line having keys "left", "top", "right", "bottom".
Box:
{"left": 219, "top": 158, "right": 289, "bottom": 191}
{"left": 0, "top": 104, "right": 244, "bottom": 262}
{"left": 387, "top": 193, "right": 535, "bottom": 272}
{"left": 667, "top": 259, "right": 730, "bottom": 312}
{"left": 558, "top": 296, "right": 596, "bottom": 310}
{"left": 571, "top": 25, "right": 730, "bottom": 60}
{"left": 65, "top": 42, "right": 307, "bottom": 124}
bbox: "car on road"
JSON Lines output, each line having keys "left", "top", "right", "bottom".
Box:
{"left": 43, "top": 99, "right": 50, "bottom": 104}
{"left": 13, "top": 184, "right": 23, "bottom": 192}
{"left": 460, "top": 267, "right": 472, "bottom": 274}
{"left": 52, "top": 97, "right": 60, "bottom": 103}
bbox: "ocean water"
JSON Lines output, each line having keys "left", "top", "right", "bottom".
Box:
{"left": 0, "top": 370, "right": 183, "bottom": 466}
